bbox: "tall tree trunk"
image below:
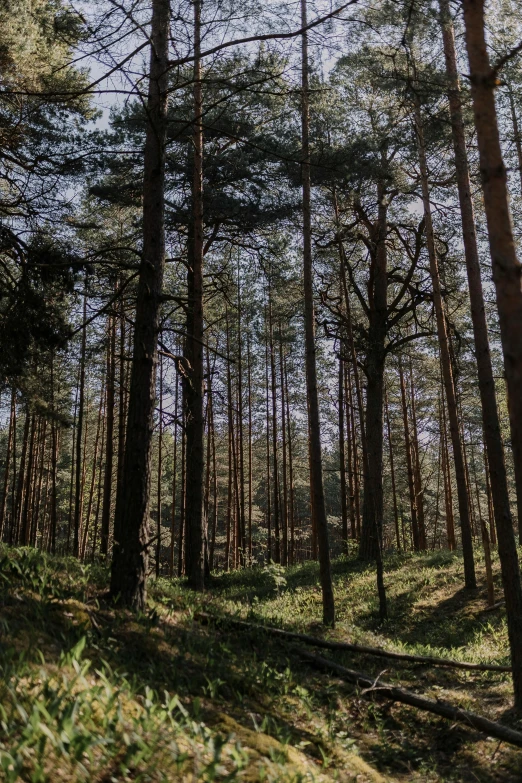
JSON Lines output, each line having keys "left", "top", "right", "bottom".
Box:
{"left": 0, "top": 389, "right": 15, "bottom": 540}
{"left": 117, "top": 296, "right": 126, "bottom": 498}
{"left": 347, "top": 366, "right": 361, "bottom": 539}
{"left": 178, "top": 415, "right": 186, "bottom": 577}
{"left": 440, "top": 2, "right": 522, "bottom": 700}
{"left": 92, "top": 400, "right": 106, "bottom": 560}
{"left": 415, "top": 100, "right": 476, "bottom": 588}
{"left": 101, "top": 315, "right": 116, "bottom": 556}
{"left": 237, "top": 270, "right": 246, "bottom": 563}
{"left": 247, "top": 333, "right": 253, "bottom": 562}
{"left": 279, "top": 330, "right": 289, "bottom": 565}
{"left": 344, "top": 362, "right": 357, "bottom": 540}
{"left": 440, "top": 390, "right": 456, "bottom": 551}
{"left": 156, "top": 353, "right": 163, "bottom": 577}
{"left": 14, "top": 411, "right": 30, "bottom": 545}
{"left": 400, "top": 360, "right": 419, "bottom": 551}
{"left": 73, "top": 290, "right": 87, "bottom": 558}
{"left": 409, "top": 362, "right": 426, "bottom": 549}
{"left": 30, "top": 419, "right": 46, "bottom": 546}
{"left": 225, "top": 307, "right": 234, "bottom": 570}
{"left": 301, "top": 0, "right": 334, "bottom": 625}
{"left": 8, "top": 398, "right": 16, "bottom": 545}
{"left": 170, "top": 373, "right": 179, "bottom": 576}
{"left": 284, "top": 351, "right": 295, "bottom": 565}
{"left": 338, "top": 348, "right": 349, "bottom": 554}
{"left": 265, "top": 327, "right": 272, "bottom": 563}
{"left": 110, "top": 0, "right": 169, "bottom": 608}
{"left": 268, "top": 285, "right": 280, "bottom": 564}
{"left": 462, "top": 0, "right": 522, "bottom": 556}
{"left": 385, "top": 387, "right": 400, "bottom": 551}
{"left": 359, "top": 181, "right": 388, "bottom": 563}
{"left": 184, "top": 0, "right": 205, "bottom": 590}
{"left": 20, "top": 413, "right": 36, "bottom": 546}
{"left": 82, "top": 386, "right": 104, "bottom": 558}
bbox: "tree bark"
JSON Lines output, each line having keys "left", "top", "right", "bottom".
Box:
{"left": 385, "top": 387, "right": 400, "bottom": 551}
{"left": 73, "top": 290, "right": 87, "bottom": 558}
{"left": 462, "top": 0, "right": 522, "bottom": 560}
{"left": 279, "top": 329, "right": 289, "bottom": 565}
{"left": 409, "top": 362, "right": 426, "bottom": 549}
{"left": 441, "top": 0, "right": 522, "bottom": 704}
{"left": 0, "top": 389, "right": 15, "bottom": 540}
{"left": 169, "top": 373, "right": 179, "bottom": 576}
{"left": 359, "top": 182, "right": 388, "bottom": 563}
{"left": 415, "top": 99, "right": 476, "bottom": 588}
{"left": 184, "top": 0, "right": 205, "bottom": 590}
{"left": 156, "top": 352, "right": 163, "bottom": 577}
{"left": 399, "top": 360, "right": 419, "bottom": 551}
{"left": 110, "top": 0, "right": 169, "bottom": 609}
{"left": 338, "top": 349, "right": 349, "bottom": 554}
{"left": 301, "top": 0, "right": 334, "bottom": 625}
{"left": 101, "top": 314, "right": 116, "bottom": 556}
{"left": 268, "top": 284, "right": 280, "bottom": 564}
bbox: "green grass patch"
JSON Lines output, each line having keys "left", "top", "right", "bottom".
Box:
{"left": 1, "top": 545, "right": 522, "bottom": 781}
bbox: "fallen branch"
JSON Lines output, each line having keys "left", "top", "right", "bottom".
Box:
{"left": 195, "top": 613, "right": 511, "bottom": 673}
{"left": 299, "top": 650, "right": 522, "bottom": 748}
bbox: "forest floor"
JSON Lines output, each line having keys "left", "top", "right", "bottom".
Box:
{"left": 1, "top": 546, "right": 522, "bottom": 782}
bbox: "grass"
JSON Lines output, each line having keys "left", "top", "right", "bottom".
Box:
{"left": 1, "top": 545, "right": 521, "bottom": 781}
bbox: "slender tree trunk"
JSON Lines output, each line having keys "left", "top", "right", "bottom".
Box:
{"left": 264, "top": 326, "right": 272, "bottom": 563}
{"left": 92, "top": 401, "right": 106, "bottom": 560}
{"left": 247, "top": 333, "right": 253, "bottom": 562}
{"left": 409, "top": 362, "right": 426, "bottom": 549}
{"left": 344, "top": 363, "right": 356, "bottom": 540}
{"left": 301, "top": 0, "right": 334, "bottom": 625}
{"left": 268, "top": 286, "right": 280, "bottom": 564}
{"left": 441, "top": 0, "right": 521, "bottom": 559}
{"left": 284, "top": 351, "right": 295, "bottom": 565}
{"left": 204, "top": 350, "right": 212, "bottom": 570}
{"left": 347, "top": 366, "right": 361, "bottom": 539}
{"left": 400, "top": 360, "right": 419, "bottom": 551}
{"left": 156, "top": 353, "right": 163, "bottom": 577}
{"left": 101, "top": 315, "right": 116, "bottom": 556}
{"left": 440, "top": 0, "right": 522, "bottom": 708}
{"left": 0, "top": 390, "right": 15, "bottom": 540}
{"left": 462, "top": 0, "right": 522, "bottom": 562}
{"left": 434, "top": 426, "right": 442, "bottom": 550}
{"left": 415, "top": 100, "right": 476, "bottom": 588}
{"left": 169, "top": 373, "right": 179, "bottom": 577}
{"left": 359, "top": 180, "right": 388, "bottom": 563}
{"left": 14, "top": 411, "right": 30, "bottom": 545}
{"left": 117, "top": 296, "right": 126, "bottom": 498}
{"left": 184, "top": 0, "right": 205, "bottom": 590}
{"left": 20, "top": 413, "right": 36, "bottom": 546}
{"left": 73, "top": 290, "right": 88, "bottom": 558}
{"left": 110, "top": 0, "right": 169, "bottom": 608}
{"left": 225, "top": 307, "right": 234, "bottom": 570}
{"left": 82, "top": 386, "right": 104, "bottom": 558}
{"left": 30, "top": 419, "right": 46, "bottom": 547}
{"left": 385, "top": 387, "right": 400, "bottom": 551}
{"left": 237, "top": 269, "right": 246, "bottom": 563}
{"left": 483, "top": 438, "right": 497, "bottom": 546}
{"left": 8, "top": 399, "right": 16, "bottom": 545}
{"left": 279, "top": 330, "right": 289, "bottom": 565}
{"left": 338, "top": 349, "right": 349, "bottom": 554}
{"left": 178, "top": 416, "right": 186, "bottom": 577}
{"left": 440, "top": 391, "right": 456, "bottom": 550}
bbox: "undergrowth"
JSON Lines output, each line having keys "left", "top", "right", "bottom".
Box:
{"left": 1, "top": 545, "right": 522, "bottom": 782}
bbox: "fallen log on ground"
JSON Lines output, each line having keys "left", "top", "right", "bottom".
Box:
{"left": 298, "top": 649, "right": 522, "bottom": 748}
{"left": 194, "top": 612, "right": 511, "bottom": 673}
